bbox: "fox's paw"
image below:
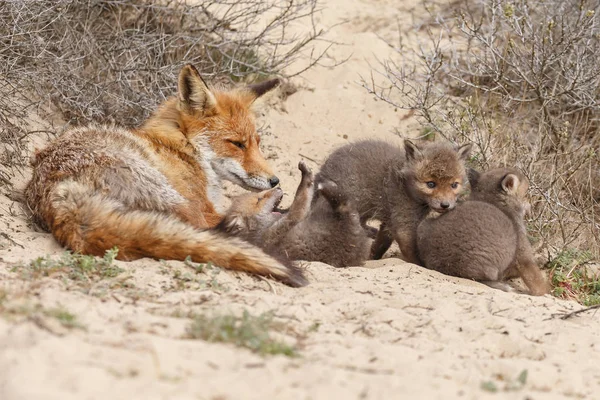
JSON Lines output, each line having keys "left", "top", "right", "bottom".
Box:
{"left": 528, "top": 279, "right": 551, "bottom": 296}
{"left": 298, "top": 160, "right": 312, "bottom": 175}
{"left": 298, "top": 160, "right": 314, "bottom": 186}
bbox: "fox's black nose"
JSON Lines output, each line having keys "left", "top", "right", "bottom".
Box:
{"left": 269, "top": 176, "right": 280, "bottom": 187}
{"left": 440, "top": 201, "right": 450, "bottom": 209}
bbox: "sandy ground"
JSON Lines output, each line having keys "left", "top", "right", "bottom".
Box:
{"left": 1, "top": 0, "right": 600, "bottom": 399}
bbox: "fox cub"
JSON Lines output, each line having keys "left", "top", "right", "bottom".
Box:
{"left": 417, "top": 168, "right": 550, "bottom": 296}
{"left": 218, "top": 161, "right": 371, "bottom": 267}
{"left": 316, "top": 139, "right": 472, "bottom": 264}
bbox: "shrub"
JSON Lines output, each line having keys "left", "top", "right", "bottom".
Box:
{"left": 0, "top": 0, "right": 331, "bottom": 186}
{"left": 365, "top": 0, "right": 600, "bottom": 258}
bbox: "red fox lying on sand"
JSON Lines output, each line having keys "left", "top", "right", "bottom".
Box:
{"left": 24, "top": 64, "right": 307, "bottom": 287}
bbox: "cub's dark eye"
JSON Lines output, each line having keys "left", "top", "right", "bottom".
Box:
{"left": 229, "top": 140, "right": 246, "bottom": 150}
{"left": 451, "top": 182, "right": 459, "bottom": 189}
{"left": 426, "top": 181, "right": 436, "bottom": 189}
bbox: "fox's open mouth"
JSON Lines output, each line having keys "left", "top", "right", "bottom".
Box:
{"left": 270, "top": 190, "right": 285, "bottom": 214}
{"left": 272, "top": 196, "right": 283, "bottom": 213}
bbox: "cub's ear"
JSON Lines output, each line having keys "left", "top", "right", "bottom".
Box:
{"left": 246, "top": 79, "right": 281, "bottom": 102}
{"left": 317, "top": 180, "right": 343, "bottom": 209}
{"left": 456, "top": 143, "right": 473, "bottom": 161}
{"left": 501, "top": 173, "right": 520, "bottom": 195}
{"left": 404, "top": 139, "right": 423, "bottom": 162}
{"left": 178, "top": 64, "right": 217, "bottom": 115}
{"left": 215, "top": 214, "right": 245, "bottom": 235}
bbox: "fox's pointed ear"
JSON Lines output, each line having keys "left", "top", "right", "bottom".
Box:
{"left": 456, "top": 143, "right": 473, "bottom": 161}
{"left": 404, "top": 139, "right": 423, "bottom": 162}
{"left": 501, "top": 174, "right": 520, "bottom": 195}
{"left": 178, "top": 64, "right": 217, "bottom": 115}
{"left": 218, "top": 215, "right": 245, "bottom": 235}
{"left": 246, "top": 79, "right": 280, "bottom": 102}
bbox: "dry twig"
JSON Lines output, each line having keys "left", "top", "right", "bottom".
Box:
{"left": 363, "top": 0, "right": 600, "bottom": 257}
{"left": 0, "top": 0, "right": 334, "bottom": 187}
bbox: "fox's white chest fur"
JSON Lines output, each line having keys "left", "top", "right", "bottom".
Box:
{"left": 194, "top": 137, "right": 226, "bottom": 213}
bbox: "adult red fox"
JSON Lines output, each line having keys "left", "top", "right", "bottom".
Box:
{"left": 24, "top": 64, "right": 307, "bottom": 287}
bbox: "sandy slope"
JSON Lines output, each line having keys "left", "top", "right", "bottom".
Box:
{"left": 1, "top": 0, "right": 600, "bottom": 399}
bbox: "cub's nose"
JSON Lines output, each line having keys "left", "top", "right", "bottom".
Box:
{"left": 269, "top": 176, "right": 280, "bottom": 188}
{"left": 440, "top": 201, "right": 450, "bottom": 209}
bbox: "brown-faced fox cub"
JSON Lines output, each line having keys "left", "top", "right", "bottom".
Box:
{"left": 417, "top": 168, "right": 550, "bottom": 296}
{"left": 316, "top": 139, "right": 472, "bottom": 264}
{"left": 218, "top": 162, "right": 371, "bottom": 267}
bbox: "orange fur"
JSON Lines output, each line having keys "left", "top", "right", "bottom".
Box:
{"left": 23, "top": 65, "right": 306, "bottom": 286}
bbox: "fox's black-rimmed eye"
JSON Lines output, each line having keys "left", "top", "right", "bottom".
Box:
{"left": 426, "top": 181, "right": 436, "bottom": 189}
{"left": 229, "top": 140, "right": 246, "bottom": 150}
{"left": 451, "top": 182, "right": 459, "bottom": 189}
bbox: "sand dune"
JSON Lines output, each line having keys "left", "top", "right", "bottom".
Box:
{"left": 1, "top": 0, "right": 600, "bottom": 399}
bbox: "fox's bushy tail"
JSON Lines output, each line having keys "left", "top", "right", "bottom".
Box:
{"left": 48, "top": 180, "right": 307, "bottom": 287}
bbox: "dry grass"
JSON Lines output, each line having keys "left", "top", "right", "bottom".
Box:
{"left": 0, "top": 0, "right": 333, "bottom": 187}
{"left": 186, "top": 310, "right": 298, "bottom": 357}
{"left": 364, "top": 0, "right": 600, "bottom": 260}
{"left": 14, "top": 247, "right": 123, "bottom": 283}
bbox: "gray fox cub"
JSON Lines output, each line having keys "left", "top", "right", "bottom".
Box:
{"left": 316, "top": 139, "right": 472, "bottom": 264}
{"left": 417, "top": 168, "right": 550, "bottom": 295}
{"left": 218, "top": 162, "right": 371, "bottom": 267}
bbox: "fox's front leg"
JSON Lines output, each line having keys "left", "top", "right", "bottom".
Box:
{"left": 285, "top": 161, "right": 315, "bottom": 222}
{"left": 515, "top": 258, "right": 550, "bottom": 296}
{"left": 514, "top": 240, "right": 550, "bottom": 296}
{"left": 393, "top": 226, "right": 421, "bottom": 265}
{"left": 263, "top": 161, "right": 314, "bottom": 243}
{"left": 371, "top": 223, "right": 393, "bottom": 260}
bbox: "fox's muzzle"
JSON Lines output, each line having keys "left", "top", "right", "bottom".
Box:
{"left": 429, "top": 198, "right": 456, "bottom": 213}
{"left": 243, "top": 175, "right": 278, "bottom": 191}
